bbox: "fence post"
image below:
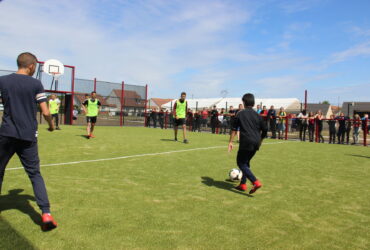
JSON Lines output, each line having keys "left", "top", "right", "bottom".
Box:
{"left": 94, "top": 77, "right": 97, "bottom": 92}
{"left": 315, "top": 119, "right": 319, "bottom": 143}
{"left": 365, "top": 118, "right": 368, "bottom": 146}
{"left": 165, "top": 111, "right": 168, "bottom": 129}
{"left": 144, "top": 84, "right": 148, "bottom": 127}
{"left": 120, "top": 81, "right": 125, "bottom": 127}
{"left": 70, "top": 66, "right": 75, "bottom": 125}
{"left": 285, "top": 115, "right": 289, "bottom": 140}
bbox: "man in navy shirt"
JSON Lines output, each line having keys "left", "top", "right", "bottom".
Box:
{"left": 228, "top": 93, "right": 267, "bottom": 194}
{"left": 267, "top": 105, "right": 277, "bottom": 139}
{"left": 0, "top": 52, "right": 57, "bottom": 231}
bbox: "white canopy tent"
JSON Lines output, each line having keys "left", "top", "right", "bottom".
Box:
{"left": 161, "top": 97, "right": 301, "bottom": 112}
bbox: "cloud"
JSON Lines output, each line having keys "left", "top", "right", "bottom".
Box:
{"left": 0, "top": 0, "right": 260, "bottom": 97}
{"left": 329, "top": 41, "right": 370, "bottom": 63}
{"left": 278, "top": 0, "right": 323, "bottom": 13}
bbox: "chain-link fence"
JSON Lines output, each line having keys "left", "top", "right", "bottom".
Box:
{"left": 0, "top": 68, "right": 147, "bottom": 127}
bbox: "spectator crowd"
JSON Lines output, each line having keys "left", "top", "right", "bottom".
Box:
{"left": 145, "top": 105, "right": 370, "bottom": 146}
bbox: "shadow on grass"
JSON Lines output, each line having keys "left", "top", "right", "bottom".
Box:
{"left": 201, "top": 177, "right": 253, "bottom": 197}
{"left": 347, "top": 154, "right": 370, "bottom": 159}
{"left": 0, "top": 217, "right": 36, "bottom": 250}
{"left": 0, "top": 189, "right": 42, "bottom": 228}
{"left": 160, "top": 139, "right": 176, "bottom": 142}
{"left": 76, "top": 135, "right": 90, "bottom": 139}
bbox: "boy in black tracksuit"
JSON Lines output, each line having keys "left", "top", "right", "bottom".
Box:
{"left": 228, "top": 93, "right": 267, "bottom": 194}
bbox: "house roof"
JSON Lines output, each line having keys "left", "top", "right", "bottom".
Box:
{"left": 74, "top": 92, "right": 109, "bottom": 106}
{"left": 108, "top": 89, "right": 145, "bottom": 108}
{"left": 306, "top": 104, "right": 331, "bottom": 114}
{"left": 149, "top": 98, "right": 173, "bottom": 108}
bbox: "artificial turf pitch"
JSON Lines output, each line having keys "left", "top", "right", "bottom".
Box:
{"left": 0, "top": 125, "right": 369, "bottom": 249}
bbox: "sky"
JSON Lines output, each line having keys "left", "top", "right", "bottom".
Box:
{"left": 0, "top": 0, "right": 370, "bottom": 104}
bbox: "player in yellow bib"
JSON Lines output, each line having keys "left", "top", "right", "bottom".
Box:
{"left": 82, "top": 91, "right": 101, "bottom": 139}
{"left": 48, "top": 94, "right": 61, "bottom": 130}
{"left": 173, "top": 92, "right": 188, "bottom": 143}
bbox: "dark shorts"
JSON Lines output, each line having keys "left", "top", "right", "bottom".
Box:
{"left": 174, "top": 118, "right": 185, "bottom": 126}
{"left": 86, "top": 116, "right": 97, "bottom": 124}
{"left": 51, "top": 114, "right": 58, "bottom": 118}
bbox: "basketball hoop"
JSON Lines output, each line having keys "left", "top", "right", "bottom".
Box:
{"left": 43, "top": 59, "right": 64, "bottom": 91}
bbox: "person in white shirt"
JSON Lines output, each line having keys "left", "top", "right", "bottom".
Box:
{"left": 297, "top": 110, "right": 308, "bottom": 141}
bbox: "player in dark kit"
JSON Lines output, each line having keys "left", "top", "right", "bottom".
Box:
{"left": 228, "top": 93, "right": 267, "bottom": 194}
{"left": 0, "top": 52, "right": 57, "bottom": 230}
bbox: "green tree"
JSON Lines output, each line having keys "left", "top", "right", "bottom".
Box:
{"left": 322, "top": 100, "right": 330, "bottom": 105}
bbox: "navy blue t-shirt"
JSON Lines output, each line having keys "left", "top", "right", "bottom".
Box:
{"left": 0, "top": 73, "right": 47, "bottom": 142}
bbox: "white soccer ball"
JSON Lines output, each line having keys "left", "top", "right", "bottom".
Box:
{"left": 229, "top": 168, "right": 242, "bottom": 181}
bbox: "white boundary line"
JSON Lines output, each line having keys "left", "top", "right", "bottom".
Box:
{"left": 6, "top": 141, "right": 288, "bottom": 171}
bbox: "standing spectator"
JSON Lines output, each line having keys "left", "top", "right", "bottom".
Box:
{"left": 336, "top": 112, "right": 346, "bottom": 144}
{"left": 210, "top": 105, "right": 218, "bottom": 134}
{"left": 297, "top": 110, "right": 308, "bottom": 141}
{"left": 327, "top": 114, "right": 336, "bottom": 144}
{"left": 256, "top": 104, "right": 262, "bottom": 114}
{"left": 361, "top": 114, "right": 369, "bottom": 135}
{"left": 150, "top": 108, "right": 158, "bottom": 128}
{"left": 352, "top": 114, "right": 361, "bottom": 144}
{"left": 193, "top": 110, "right": 201, "bottom": 132}
{"left": 218, "top": 108, "right": 228, "bottom": 134}
{"left": 73, "top": 107, "right": 78, "bottom": 121}
{"left": 228, "top": 106, "right": 237, "bottom": 134}
{"left": 146, "top": 110, "right": 151, "bottom": 127}
{"left": 186, "top": 108, "right": 194, "bottom": 131}
{"left": 236, "top": 104, "right": 244, "bottom": 142}
{"left": 267, "top": 105, "right": 277, "bottom": 139}
{"left": 308, "top": 111, "right": 315, "bottom": 142}
{"left": 315, "top": 110, "right": 325, "bottom": 143}
{"left": 277, "top": 107, "right": 286, "bottom": 139}
{"left": 201, "top": 108, "right": 209, "bottom": 130}
{"left": 158, "top": 108, "right": 165, "bottom": 129}
{"left": 345, "top": 116, "right": 352, "bottom": 144}
{"left": 260, "top": 106, "right": 268, "bottom": 131}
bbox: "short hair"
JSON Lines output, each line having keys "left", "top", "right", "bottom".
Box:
{"left": 91, "top": 91, "right": 96, "bottom": 94}
{"left": 242, "top": 93, "right": 255, "bottom": 107}
{"left": 181, "top": 92, "right": 186, "bottom": 96}
{"left": 17, "top": 52, "right": 37, "bottom": 69}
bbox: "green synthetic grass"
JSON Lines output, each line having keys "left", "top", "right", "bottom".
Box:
{"left": 0, "top": 125, "right": 369, "bottom": 250}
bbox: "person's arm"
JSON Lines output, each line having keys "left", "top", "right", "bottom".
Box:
{"left": 98, "top": 100, "right": 102, "bottom": 112}
{"left": 39, "top": 102, "right": 54, "bottom": 131}
{"left": 173, "top": 102, "right": 177, "bottom": 119}
{"left": 82, "top": 100, "right": 88, "bottom": 114}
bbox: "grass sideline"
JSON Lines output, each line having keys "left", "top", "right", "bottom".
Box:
{"left": 0, "top": 125, "right": 369, "bottom": 249}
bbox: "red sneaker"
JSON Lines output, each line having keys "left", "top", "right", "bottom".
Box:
{"left": 89, "top": 134, "right": 95, "bottom": 138}
{"left": 249, "top": 180, "right": 262, "bottom": 194}
{"left": 42, "top": 213, "right": 57, "bottom": 231}
{"left": 234, "top": 184, "right": 247, "bottom": 191}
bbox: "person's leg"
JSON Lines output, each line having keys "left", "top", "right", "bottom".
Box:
{"left": 174, "top": 123, "right": 178, "bottom": 140}
{"left": 0, "top": 136, "right": 16, "bottom": 194}
{"left": 90, "top": 123, "right": 95, "bottom": 135}
{"left": 54, "top": 114, "right": 59, "bottom": 128}
{"left": 303, "top": 125, "right": 307, "bottom": 141}
{"left": 15, "top": 140, "right": 50, "bottom": 214}
{"left": 182, "top": 124, "right": 188, "bottom": 143}
{"left": 237, "top": 150, "right": 257, "bottom": 185}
